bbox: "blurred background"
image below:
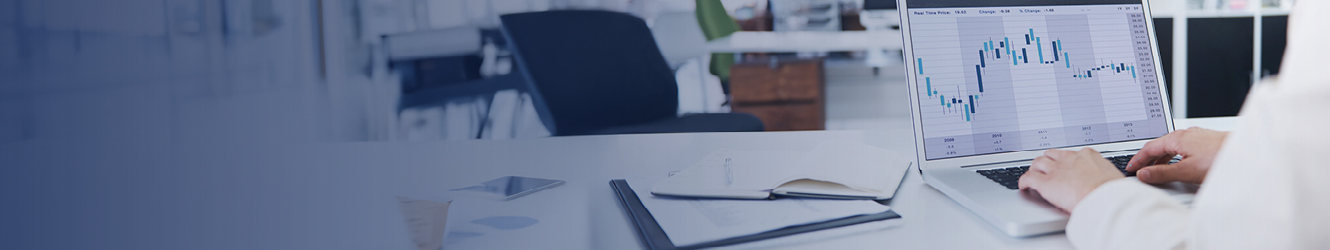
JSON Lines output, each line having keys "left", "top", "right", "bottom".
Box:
{"left": 0, "top": 0, "right": 1296, "bottom": 145}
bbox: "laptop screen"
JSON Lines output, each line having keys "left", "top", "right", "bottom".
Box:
{"left": 901, "top": 0, "right": 1169, "bottom": 160}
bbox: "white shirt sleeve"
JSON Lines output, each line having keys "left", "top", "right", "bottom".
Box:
{"left": 1063, "top": 1, "right": 1330, "bottom": 249}
{"left": 1066, "top": 178, "right": 1189, "bottom": 250}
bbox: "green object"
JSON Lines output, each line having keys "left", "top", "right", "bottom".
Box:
{"left": 695, "top": 0, "right": 741, "bottom": 81}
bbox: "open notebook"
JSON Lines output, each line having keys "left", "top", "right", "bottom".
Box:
{"left": 652, "top": 140, "right": 913, "bottom": 200}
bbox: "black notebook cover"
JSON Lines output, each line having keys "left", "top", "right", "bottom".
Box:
{"left": 610, "top": 179, "right": 902, "bottom": 250}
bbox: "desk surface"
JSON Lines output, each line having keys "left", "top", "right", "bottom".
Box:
{"left": 3, "top": 117, "right": 1235, "bottom": 250}
{"left": 707, "top": 31, "right": 905, "bottom": 53}
{"left": 423, "top": 117, "right": 1233, "bottom": 249}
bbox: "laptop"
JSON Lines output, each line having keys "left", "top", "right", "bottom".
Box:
{"left": 896, "top": 0, "right": 1176, "bottom": 237}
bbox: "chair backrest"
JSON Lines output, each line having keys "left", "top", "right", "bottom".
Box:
{"left": 651, "top": 12, "right": 710, "bottom": 69}
{"left": 501, "top": 10, "right": 679, "bottom": 136}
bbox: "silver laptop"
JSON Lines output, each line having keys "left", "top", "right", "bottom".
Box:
{"left": 896, "top": 0, "right": 1176, "bottom": 237}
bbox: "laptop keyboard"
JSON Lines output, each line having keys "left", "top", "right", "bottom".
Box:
{"left": 977, "top": 154, "right": 1178, "bottom": 190}
{"left": 978, "top": 165, "right": 1030, "bottom": 190}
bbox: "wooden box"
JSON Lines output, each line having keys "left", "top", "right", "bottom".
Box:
{"left": 729, "top": 58, "right": 826, "bottom": 131}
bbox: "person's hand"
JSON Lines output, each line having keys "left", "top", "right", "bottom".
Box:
{"left": 1125, "top": 127, "right": 1229, "bottom": 184}
{"left": 1018, "top": 148, "right": 1125, "bottom": 212}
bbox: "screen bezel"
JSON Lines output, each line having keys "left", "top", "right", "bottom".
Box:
{"left": 895, "top": 0, "right": 1177, "bottom": 169}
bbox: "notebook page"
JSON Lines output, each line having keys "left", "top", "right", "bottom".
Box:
{"left": 631, "top": 178, "right": 892, "bottom": 247}
{"left": 652, "top": 150, "right": 804, "bottom": 198}
{"left": 779, "top": 140, "right": 909, "bottom": 194}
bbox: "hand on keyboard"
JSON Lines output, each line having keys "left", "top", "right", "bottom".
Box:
{"left": 1016, "top": 148, "right": 1126, "bottom": 212}
{"left": 976, "top": 154, "right": 1163, "bottom": 190}
{"left": 1126, "top": 127, "right": 1229, "bottom": 184}
{"left": 974, "top": 128, "right": 1227, "bottom": 213}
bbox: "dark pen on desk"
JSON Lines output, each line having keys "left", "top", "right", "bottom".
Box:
{"left": 725, "top": 158, "right": 734, "bottom": 187}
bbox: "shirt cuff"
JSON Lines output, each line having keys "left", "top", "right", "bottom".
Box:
{"left": 1066, "top": 178, "right": 1189, "bottom": 250}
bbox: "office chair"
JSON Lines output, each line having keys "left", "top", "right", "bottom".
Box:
{"left": 501, "top": 10, "right": 764, "bottom": 136}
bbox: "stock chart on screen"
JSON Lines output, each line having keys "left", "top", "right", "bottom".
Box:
{"left": 907, "top": 4, "right": 1168, "bottom": 160}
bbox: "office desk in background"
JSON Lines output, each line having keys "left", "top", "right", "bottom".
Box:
{"left": 2, "top": 117, "right": 1234, "bottom": 250}
{"left": 705, "top": 31, "right": 905, "bottom": 53}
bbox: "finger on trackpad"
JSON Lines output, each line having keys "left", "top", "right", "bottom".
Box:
{"left": 1020, "top": 189, "right": 1057, "bottom": 208}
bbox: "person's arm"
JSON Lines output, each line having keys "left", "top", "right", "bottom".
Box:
{"left": 1019, "top": 129, "right": 1228, "bottom": 249}
{"left": 1064, "top": 178, "right": 1190, "bottom": 250}
{"left": 1018, "top": 128, "right": 1225, "bottom": 212}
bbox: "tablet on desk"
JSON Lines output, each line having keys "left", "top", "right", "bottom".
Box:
{"left": 452, "top": 176, "right": 565, "bottom": 201}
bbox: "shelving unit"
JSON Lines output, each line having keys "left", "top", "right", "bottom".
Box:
{"left": 1150, "top": 1, "right": 1293, "bottom": 118}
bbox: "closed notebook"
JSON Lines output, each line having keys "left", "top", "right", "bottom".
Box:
{"left": 651, "top": 140, "right": 912, "bottom": 200}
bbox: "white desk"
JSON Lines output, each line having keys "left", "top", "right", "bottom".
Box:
{"left": 2, "top": 117, "right": 1234, "bottom": 250}
{"left": 424, "top": 117, "right": 1234, "bottom": 249}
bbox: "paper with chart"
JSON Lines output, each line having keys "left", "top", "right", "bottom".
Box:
{"left": 396, "top": 196, "right": 451, "bottom": 250}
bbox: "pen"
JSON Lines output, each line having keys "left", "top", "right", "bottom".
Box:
{"left": 725, "top": 158, "right": 733, "bottom": 186}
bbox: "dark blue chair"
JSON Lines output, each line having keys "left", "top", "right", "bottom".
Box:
{"left": 501, "top": 10, "right": 763, "bottom": 136}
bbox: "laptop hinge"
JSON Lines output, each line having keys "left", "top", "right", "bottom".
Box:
{"left": 959, "top": 159, "right": 1031, "bottom": 168}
